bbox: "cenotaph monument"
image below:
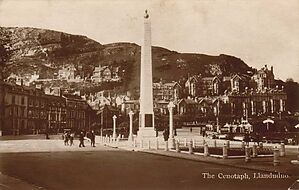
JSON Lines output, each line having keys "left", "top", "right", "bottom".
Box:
{"left": 137, "top": 10, "right": 156, "bottom": 138}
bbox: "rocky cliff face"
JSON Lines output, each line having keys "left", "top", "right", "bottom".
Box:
{"left": 0, "top": 27, "right": 254, "bottom": 92}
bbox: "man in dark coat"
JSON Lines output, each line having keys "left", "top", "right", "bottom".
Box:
{"left": 90, "top": 130, "right": 96, "bottom": 147}
{"left": 79, "top": 132, "right": 85, "bottom": 147}
{"left": 163, "top": 128, "right": 169, "bottom": 142}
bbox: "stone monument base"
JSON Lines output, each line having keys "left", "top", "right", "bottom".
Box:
{"left": 137, "top": 127, "right": 156, "bottom": 139}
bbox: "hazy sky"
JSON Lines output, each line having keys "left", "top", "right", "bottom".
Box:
{"left": 0, "top": 0, "right": 298, "bottom": 81}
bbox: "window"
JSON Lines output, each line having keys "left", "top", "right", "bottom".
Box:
{"left": 21, "top": 97, "right": 24, "bottom": 105}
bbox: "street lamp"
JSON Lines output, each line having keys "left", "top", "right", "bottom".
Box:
{"left": 128, "top": 110, "right": 134, "bottom": 142}
{"left": 168, "top": 101, "right": 175, "bottom": 149}
{"left": 263, "top": 118, "right": 274, "bottom": 131}
{"left": 112, "top": 115, "right": 117, "bottom": 139}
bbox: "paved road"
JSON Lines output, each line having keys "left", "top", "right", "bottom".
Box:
{"left": 0, "top": 146, "right": 296, "bottom": 190}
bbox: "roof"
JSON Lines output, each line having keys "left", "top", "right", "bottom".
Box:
{"left": 202, "top": 76, "right": 220, "bottom": 82}
{"left": 186, "top": 75, "right": 200, "bottom": 84}
{"left": 153, "top": 81, "right": 180, "bottom": 88}
{"left": 63, "top": 94, "right": 84, "bottom": 101}
{"left": 178, "top": 98, "right": 197, "bottom": 105}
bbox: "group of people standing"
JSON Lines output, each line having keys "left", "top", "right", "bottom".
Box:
{"left": 63, "top": 130, "right": 96, "bottom": 148}
{"left": 63, "top": 132, "right": 75, "bottom": 146}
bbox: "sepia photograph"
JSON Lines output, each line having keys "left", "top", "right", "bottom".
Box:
{"left": 0, "top": 0, "right": 299, "bottom": 189}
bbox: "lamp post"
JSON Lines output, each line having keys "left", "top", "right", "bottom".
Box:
{"left": 128, "top": 110, "right": 134, "bottom": 142}
{"left": 216, "top": 98, "right": 220, "bottom": 133}
{"left": 112, "top": 115, "right": 117, "bottom": 139}
{"left": 168, "top": 101, "right": 175, "bottom": 149}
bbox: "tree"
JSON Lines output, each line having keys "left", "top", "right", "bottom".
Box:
{"left": 0, "top": 28, "right": 11, "bottom": 81}
{"left": 285, "top": 79, "right": 299, "bottom": 113}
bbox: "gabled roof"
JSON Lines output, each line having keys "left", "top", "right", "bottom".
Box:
{"left": 202, "top": 76, "right": 220, "bottom": 82}
{"left": 186, "top": 75, "right": 199, "bottom": 84}
{"left": 231, "top": 74, "right": 242, "bottom": 80}
{"left": 164, "top": 82, "right": 181, "bottom": 88}
{"left": 153, "top": 81, "right": 181, "bottom": 88}
{"left": 197, "top": 97, "right": 220, "bottom": 105}
{"left": 178, "top": 98, "right": 197, "bottom": 105}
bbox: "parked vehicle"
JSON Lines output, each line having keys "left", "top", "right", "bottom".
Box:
{"left": 218, "top": 134, "right": 228, "bottom": 139}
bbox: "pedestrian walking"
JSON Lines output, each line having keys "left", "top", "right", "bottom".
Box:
{"left": 45, "top": 128, "right": 50, "bottom": 139}
{"left": 64, "top": 132, "right": 69, "bottom": 146}
{"left": 79, "top": 131, "right": 85, "bottom": 147}
{"left": 90, "top": 130, "right": 96, "bottom": 147}
{"left": 70, "top": 133, "right": 74, "bottom": 146}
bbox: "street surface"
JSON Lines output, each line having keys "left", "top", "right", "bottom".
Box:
{"left": 0, "top": 145, "right": 296, "bottom": 190}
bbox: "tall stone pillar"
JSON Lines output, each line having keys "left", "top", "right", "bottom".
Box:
{"left": 262, "top": 100, "right": 266, "bottom": 113}
{"left": 251, "top": 100, "right": 255, "bottom": 115}
{"left": 242, "top": 102, "right": 247, "bottom": 119}
{"left": 270, "top": 99, "right": 274, "bottom": 113}
{"left": 138, "top": 10, "right": 156, "bottom": 138}
{"left": 128, "top": 111, "right": 134, "bottom": 141}
{"left": 279, "top": 99, "right": 284, "bottom": 112}
{"left": 112, "top": 115, "right": 117, "bottom": 139}
{"left": 168, "top": 101, "right": 175, "bottom": 148}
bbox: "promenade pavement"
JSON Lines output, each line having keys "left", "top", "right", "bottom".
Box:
{"left": 0, "top": 138, "right": 108, "bottom": 153}
{"left": 0, "top": 131, "right": 298, "bottom": 189}
{"left": 99, "top": 128, "right": 299, "bottom": 177}
{"left": 0, "top": 172, "right": 42, "bottom": 190}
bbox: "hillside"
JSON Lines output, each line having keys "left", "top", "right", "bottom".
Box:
{"left": 0, "top": 27, "right": 254, "bottom": 93}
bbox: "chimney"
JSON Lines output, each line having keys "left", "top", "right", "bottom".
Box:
{"left": 271, "top": 66, "right": 273, "bottom": 73}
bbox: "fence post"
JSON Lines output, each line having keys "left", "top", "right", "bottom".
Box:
{"left": 155, "top": 138, "right": 159, "bottom": 150}
{"left": 245, "top": 146, "right": 251, "bottom": 163}
{"left": 204, "top": 143, "right": 209, "bottom": 157}
{"left": 188, "top": 140, "right": 193, "bottom": 154}
{"left": 176, "top": 140, "right": 180, "bottom": 153}
{"left": 252, "top": 144, "right": 257, "bottom": 157}
{"left": 273, "top": 148, "right": 280, "bottom": 166}
{"left": 226, "top": 140, "right": 230, "bottom": 149}
{"left": 147, "top": 140, "right": 151, "bottom": 150}
{"left": 214, "top": 140, "right": 217, "bottom": 148}
{"left": 280, "top": 143, "right": 285, "bottom": 157}
{"left": 140, "top": 139, "right": 144, "bottom": 149}
{"left": 165, "top": 141, "right": 169, "bottom": 151}
{"left": 223, "top": 145, "right": 228, "bottom": 159}
{"left": 184, "top": 138, "right": 187, "bottom": 147}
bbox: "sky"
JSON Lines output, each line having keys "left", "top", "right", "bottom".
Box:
{"left": 0, "top": 0, "right": 298, "bottom": 82}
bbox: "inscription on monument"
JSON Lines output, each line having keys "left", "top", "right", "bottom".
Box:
{"left": 144, "top": 114, "right": 153, "bottom": 127}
